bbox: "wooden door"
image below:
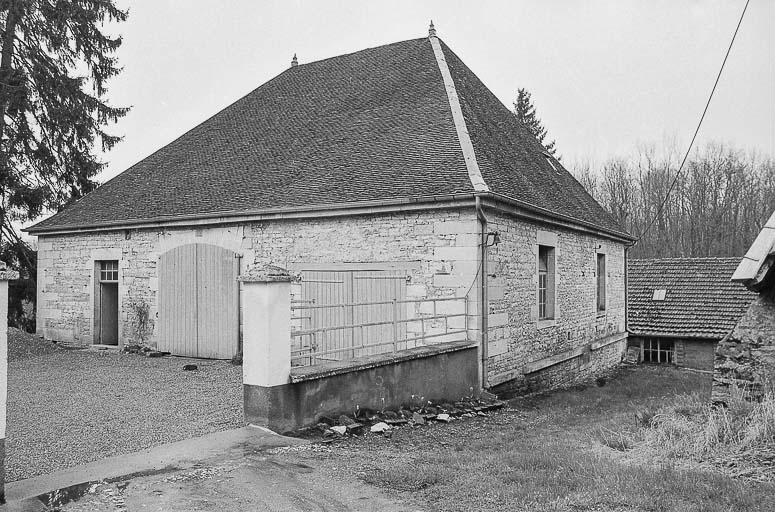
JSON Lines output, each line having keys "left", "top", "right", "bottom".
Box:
{"left": 99, "top": 283, "right": 119, "bottom": 345}
{"left": 298, "top": 269, "right": 407, "bottom": 360}
{"left": 158, "top": 244, "right": 239, "bottom": 359}
{"left": 299, "top": 271, "right": 350, "bottom": 361}
{"left": 195, "top": 244, "right": 239, "bottom": 359}
{"left": 352, "top": 270, "right": 407, "bottom": 354}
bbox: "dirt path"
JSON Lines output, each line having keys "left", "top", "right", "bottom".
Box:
{"left": 59, "top": 448, "right": 420, "bottom": 512}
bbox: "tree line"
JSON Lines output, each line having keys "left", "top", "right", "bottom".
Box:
{"left": 571, "top": 143, "right": 775, "bottom": 259}
{"left": 1, "top": 0, "right": 128, "bottom": 330}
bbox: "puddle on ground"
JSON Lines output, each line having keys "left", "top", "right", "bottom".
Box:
{"left": 33, "top": 465, "right": 179, "bottom": 510}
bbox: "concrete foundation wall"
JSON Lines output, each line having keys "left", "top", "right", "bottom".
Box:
{"left": 484, "top": 210, "right": 627, "bottom": 390}
{"left": 244, "top": 344, "right": 478, "bottom": 432}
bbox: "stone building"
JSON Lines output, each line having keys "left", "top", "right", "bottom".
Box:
{"left": 714, "top": 211, "right": 775, "bottom": 402}
{"left": 627, "top": 258, "right": 756, "bottom": 371}
{"left": 25, "top": 27, "right": 633, "bottom": 391}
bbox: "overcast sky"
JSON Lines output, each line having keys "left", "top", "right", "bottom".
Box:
{"left": 97, "top": 0, "right": 773, "bottom": 183}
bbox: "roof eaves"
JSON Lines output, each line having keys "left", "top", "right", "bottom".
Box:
{"left": 482, "top": 191, "right": 635, "bottom": 243}
{"left": 627, "top": 331, "right": 722, "bottom": 340}
{"left": 25, "top": 193, "right": 479, "bottom": 235}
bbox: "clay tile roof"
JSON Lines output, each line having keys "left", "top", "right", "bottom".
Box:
{"left": 627, "top": 257, "right": 757, "bottom": 339}
{"left": 28, "top": 37, "right": 628, "bottom": 238}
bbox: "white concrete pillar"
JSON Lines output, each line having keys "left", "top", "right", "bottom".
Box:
{"left": 238, "top": 265, "right": 293, "bottom": 428}
{"left": 0, "top": 265, "right": 19, "bottom": 504}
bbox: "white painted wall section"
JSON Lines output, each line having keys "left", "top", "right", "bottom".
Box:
{"left": 0, "top": 280, "right": 7, "bottom": 440}
{"left": 240, "top": 270, "right": 292, "bottom": 387}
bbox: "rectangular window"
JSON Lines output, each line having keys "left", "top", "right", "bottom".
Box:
{"left": 596, "top": 254, "right": 606, "bottom": 312}
{"left": 99, "top": 260, "right": 119, "bottom": 282}
{"left": 642, "top": 338, "right": 674, "bottom": 364}
{"left": 538, "top": 245, "right": 555, "bottom": 319}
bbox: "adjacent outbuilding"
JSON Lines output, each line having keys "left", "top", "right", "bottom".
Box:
{"left": 627, "top": 257, "right": 756, "bottom": 370}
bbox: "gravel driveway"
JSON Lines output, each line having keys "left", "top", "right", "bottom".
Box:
{"left": 6, "top": 329, "right": 243, "bottom": 482}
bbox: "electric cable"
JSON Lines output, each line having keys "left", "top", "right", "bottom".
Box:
{"left": 636, "top": 0, "right": 750, "bottom": 242}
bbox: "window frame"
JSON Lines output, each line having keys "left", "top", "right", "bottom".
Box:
{"left": 641, "top": 338, "right": 675, "bottom": 364}
{"left": 99, "top": 260, "right": 119, "bottom": 283}
{"left": 537, "top": 244, "right": 556, "bottom": 321}
{"left": 596, "top": 253, "right": 606, "bottom": 313}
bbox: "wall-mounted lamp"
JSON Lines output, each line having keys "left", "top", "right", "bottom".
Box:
{"left": 485, "top": 231, "right": 501, "bottom": 247}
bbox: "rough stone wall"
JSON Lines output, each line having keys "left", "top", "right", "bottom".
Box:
{"left": 713, "top": 289, "right": 775, "bottom": 403}
{"left": 36, "top": 205, "right": 627, "bottom": 394}
{"left": 37, "top": 230, "right": 160, "bottom": 345}
{"left": 523, "top": 339, "right": 625, "bottom": 391}
{"left": 484, "top": 210, "right": 627, "bottom": 391}
{"left": 36, "top": 209, "right": 481, "bottom": 350}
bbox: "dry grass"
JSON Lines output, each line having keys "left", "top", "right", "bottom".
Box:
{"left": 640, "top": 383, "right": 775, "bottom": 476}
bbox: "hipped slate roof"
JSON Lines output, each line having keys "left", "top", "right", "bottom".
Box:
{"left": 29, "top": 36, "right": 628, "bottom": 237}
{"left": 628, "top": 258, "right": 756, "bottom": 339}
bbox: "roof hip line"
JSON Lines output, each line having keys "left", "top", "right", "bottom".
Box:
{"left": 428, "top": 35, "right": 489, "bottom": 193}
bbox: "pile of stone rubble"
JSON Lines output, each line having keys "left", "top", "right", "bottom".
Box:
{"left": 292, "top": 397, "right": 507, "bottom": 439}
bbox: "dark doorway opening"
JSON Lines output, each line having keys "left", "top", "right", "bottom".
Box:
{"left": 95, "top": 260, "right": 119, "bottom": 345}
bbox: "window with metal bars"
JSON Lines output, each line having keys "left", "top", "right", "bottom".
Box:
{"left": 99, "top": 261, "right": 118, "bottom": 282}
{"left": 642, "top": 338, "right": 674, "bottom": 364}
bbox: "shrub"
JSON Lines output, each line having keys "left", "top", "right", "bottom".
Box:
{"left": 127, "top": 298, "right": 153, "bottom": 346}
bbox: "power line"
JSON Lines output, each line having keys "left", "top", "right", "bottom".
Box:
{"left": 636, "top": 0, "right": 750, "bottom": 243}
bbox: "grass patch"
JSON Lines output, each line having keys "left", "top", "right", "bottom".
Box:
{"left": 641, "top": 383, "right": 775, "bottom": 470}
{"left": 280, "top": 366, "right": 775, "bottom": 511}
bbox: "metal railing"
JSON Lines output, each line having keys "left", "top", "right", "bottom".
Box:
{"left": 290, "top": 296, "right": 469, "bottom": 367}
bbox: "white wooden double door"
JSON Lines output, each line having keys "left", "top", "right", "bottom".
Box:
{"left": 158, "top": 243, "right": 239, "bottom": 359}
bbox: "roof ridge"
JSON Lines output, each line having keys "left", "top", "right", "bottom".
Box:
{"left": 436, "top": 41, "right": 629, "bottom": 237}
{"left": 428, "top": 35, "right": 488, "bottom": 193}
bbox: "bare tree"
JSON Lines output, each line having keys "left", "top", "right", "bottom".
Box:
{"left": 572, "top": 142, "right": 775, "bottom": 258}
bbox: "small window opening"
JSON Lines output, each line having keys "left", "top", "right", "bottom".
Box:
{"left": 642, "top": 338, "right": 674, "bottom": 364}
{"left": 652, "top": 289, "right": 666, "bottom": 301}
{"left": 99, "top": 261, "right": 119, "bottom": 282}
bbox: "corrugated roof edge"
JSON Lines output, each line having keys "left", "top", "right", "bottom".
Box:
{"left": 26, "top": 191, "right": 635, "bottom": 242}
{"left": 625, "top": 331, "right": 728, "bottom": 340}
{"left": 629, "top": 257, "right": 743, "bottom": 263}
